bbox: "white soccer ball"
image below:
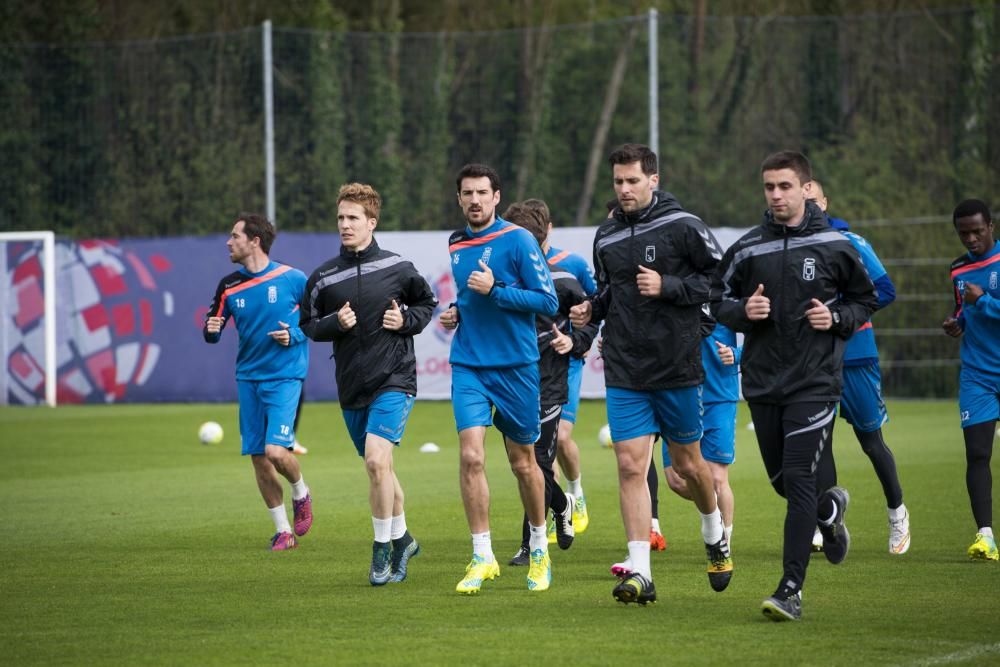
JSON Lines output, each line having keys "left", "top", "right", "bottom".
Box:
{"left": 198, "top": 421, "right": 224, "bottom": 445}
{"left": 598, "top": 424, "right": 612, "bottom": 448}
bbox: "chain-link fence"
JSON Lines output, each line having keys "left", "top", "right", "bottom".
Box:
{"left": 0, "top": 7, "right": 996, "bottom": 397}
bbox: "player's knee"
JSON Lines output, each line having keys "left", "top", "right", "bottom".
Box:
{"left": 459, "top": 448, "right": 486, "bottom": 474}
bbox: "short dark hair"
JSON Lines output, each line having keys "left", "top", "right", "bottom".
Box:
{"left": 521, "top": 198, "right": 551, "bottom": 226}
{"left": 456, "top": 163, "right": 501, "bottom": 193}
{"left": 760, "top": 150, "right": 812, "bottom": 184}
{"left": 952, "top": 199, "right": 993, "bottom": 225}
{"left": 237, "top": 212, "right": 276, "bottom": 254}
{"left": 503, "top": 202, "right": 547, "bottom": 246}
{"left": 608, "top": 143, "right": 657, "bottom": 175}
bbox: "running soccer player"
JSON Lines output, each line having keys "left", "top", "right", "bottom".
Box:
{"left": 570, "top": 143, "right": 730, "bottom": 605}
{"left": 439, "top": 164, "right": 559, "bottom": 593}
{"left": 663, "top": 318, "right": 739, "bottom": 546}
{"left": 203, "top": 213, "right": 313, "bottom": 552}
{"left": 503, "top": 201, "right": 591, "bottom": 566}
{"left": 300, "top": 183, "right": 436, "bottom": 585}
{"left": 943, "top": 198, "right": 999, "bottom": 561}
{"left": 809, "top": 180, "right": 910, "bottom": 555}
{"left": 712, "top": 151, "right": 878, "bottom": 621}
{"left": 527, "top": 198, "right": 600, "bottom": 536}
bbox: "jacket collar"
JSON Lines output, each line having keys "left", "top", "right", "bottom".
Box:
{"left": 763, "top": 199, "right": 827, "bottom": 235}
{"left": 340, "top": 236, "right": 380, "bottom": 262}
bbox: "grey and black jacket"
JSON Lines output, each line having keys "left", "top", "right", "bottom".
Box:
{"left": 300, "top": 238, "right": 437, "bottom": 410}
{"left": 590, "top": 191, "right": 723, "bottom": 390}
{"left": 710, "top": 201, "right": 878, "bottom": 405}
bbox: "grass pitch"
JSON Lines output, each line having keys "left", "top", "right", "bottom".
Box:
{"left": 2, "top": 400, "right": 998, "bottom": 665}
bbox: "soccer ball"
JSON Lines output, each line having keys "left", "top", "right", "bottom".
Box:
{"left": 198, "top": 421, "right": 224, "bottom": 445}
{"left": 598, "top": 423, "right": 612, "bottom": 448}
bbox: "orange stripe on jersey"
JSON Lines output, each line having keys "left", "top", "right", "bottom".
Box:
{"left": 855, "top": 321, "right": 872, "bottom": 333}
{"left": 449, "top": 225, "right": 519, "bottom": 253}
{"left": 213, "top": 265, "right": 293, "bottom": 317}
{"left": 950, "top": 252, "right": 1000, "bottom": 279}
{"left": 547, "top": 250, "right": 570, "bottom": 266}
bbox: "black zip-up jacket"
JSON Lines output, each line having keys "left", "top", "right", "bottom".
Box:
{"left": 590, "top": 191, "right": 723, "bottom": 390}
{"left": 710, "top": 201, "right": 878, "bottom": 405}
{"left": 300, "top": 238, "right": 437, "bottom": 410}
{"left": 537, "top": 268, "right": 591, "bottom": 406}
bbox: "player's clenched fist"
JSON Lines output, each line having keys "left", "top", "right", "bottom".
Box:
{"left": 636, "top": 265, "right": 662, "bottom": 297}
{"left": 745, "top": 283, "right": 770, "bottom": 321}
{"left": 383, "top": 299, "right": 404, "bottom": 331}
{"left": 942, "top": 316, "right": 962, "bottom": 338}
{"left": 467, "top": 259, "right": 495, "bottom": 295}
{"left": 338, "top": 301, "right": 357, "bottom": 330}
{"left": 715, "top": 340, "right": 735, "bottom": 365}
{"left": 569, "top": 301, "right": 592, "bottom": 328}
{"left": 549, "top": 323, "right": 573, "bottom": 355}
{"left": 439, "top": 305, "right": 459, "bottom": 330}
{"left": 206, "top": 316, "right": 224, "bottom": 334}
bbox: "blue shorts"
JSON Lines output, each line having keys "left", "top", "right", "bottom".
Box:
{"left": 663, "top": 400, "right": 736, "bottom": 466}
{"left": 606, "top": 385, "right": 703, "bottom": 445}
{"left": 237, "top": 379, "right": 302, "bottom": 456}
{"left": 959, "top": 365, "right": 1000, "bottom": 428}
{"left": 839, "top": 362, "right": 889, "bottom": 432}
{"left": 342, "top": 391, "right": 415, "bottom": 457}
{"left": 451, "top": 363, "right": 541, "bottom": 445}
{"left": 560, "top": 357, "right": 584, "bottom": 424}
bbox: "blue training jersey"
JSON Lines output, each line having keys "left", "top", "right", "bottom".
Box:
{"left": 949, "top": 241, "right": 1000, "bottom": 374}
{"left": 204, "top": 260, "right": 309, "bottom": 381}
{"left": 702, "top": 322, "right": 740, "bottom": 404}
{"left": 448, "top": 218, "right": 558, "bottom": 368}
{"left": 830, "top": 217, "right": 895, "bottom": 366}
{"left": 547, "top": 245, "right": 597, "bottom": 372}
{"left": 546, "top": 246, "right": 597, "bottom": 296}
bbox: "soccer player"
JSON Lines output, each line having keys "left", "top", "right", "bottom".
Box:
{"left": 943, "top": 198, "right": 999, "bottom": 561}
{"left": 712, "top": 151, "right": 878, "bottom": 621}
{"left": 809, "top": 180, "right": 910, "bottom": 555}
{"left": 502, "top": 201, "right": 591, "bottom": 566}
{"left": 570, "top": 143, "right": 730, "bottom": 605}
{"left": 527, "top": 198, "right": 600, "bottom": 536}
{"left": 439, "top": 164, "right": 559, "bottom": 593}
{"left": 300, "top": 183, "right": 436, "bottom": 585}
{"left": 663, "top": 319, "right": 739, "bottom": 546}
{"left": 203, "top": 213, "right": 313, "bottom": 552}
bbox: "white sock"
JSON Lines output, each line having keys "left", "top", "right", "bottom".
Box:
{"left": 291, "top": 477, "right": 309, "bottom": 501}
{"left": 725, "top": 524, "right": 733, "bottom": 544}
{"left": 372, "top": 516, "right": 392, "bottom": 543}
{"left": 472, "top": 531, "right": 494, "bottom": 562}
{"left": 528, "top": 523, "right": 548, "bottom": 552}
{"left": 567, "top": 476, "right": 583, "bottom": 497}
{"left": 268, "top": 504, "right": 291, "bottom": 534}
{"left": 391, "top": 512, "right": 407, "bottom": 540}
{"left": 889, "top": 504, "right": 907, "bottom": 521}
{"left": 980, "top": 527, "right": 994, "bottom": 539}
{"left": 651, "top": 517, "right": 661, "bottom": 534}
{"left": 701, "top": 508, "right": 724, "bottom": 544}
{"left": 627, "top": 540, "right": 651, "bottom": 579}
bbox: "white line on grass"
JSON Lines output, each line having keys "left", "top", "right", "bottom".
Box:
{"left": 907, "top": 643, "right": 1000, "bottom": 666}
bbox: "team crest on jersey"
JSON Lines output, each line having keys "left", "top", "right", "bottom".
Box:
{"left": 481, "top": 247, "right": 493, "bottom": 265}
{"left": 267, "top": 285, "right": 277, "bottom": 303}
{"left": 990, "top": 271, "right": 998, "bottom": 290}
{"left": 453, "top": 252, "right": 460, "bottom": 264}
{"left": 645, "top": 245, "right": 655, "bottom": 263}
{"left": 802, "top": 257, "right": 816, "bottom": 281}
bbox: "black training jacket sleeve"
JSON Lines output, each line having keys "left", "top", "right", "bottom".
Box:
{"left": 828, "top": 245, "right": 879, "bottom": 339}
{"left": 658, "top": 221, "right": 722, "bottom": 306}
{"left": 397, "top": 265, "right": 437, "bottom": 337}
{"left": 299, "top": 273, "right": 349, "bottom": 342}
{"left": 711, "top": 246, "right": 755, "bottom": 332}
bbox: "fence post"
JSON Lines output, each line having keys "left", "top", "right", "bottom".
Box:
{"left": 648, "top": 7, "right": 659, "bottom": 159}
{"left": 263, "top": 20, "right": 276, "bottom": 225}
